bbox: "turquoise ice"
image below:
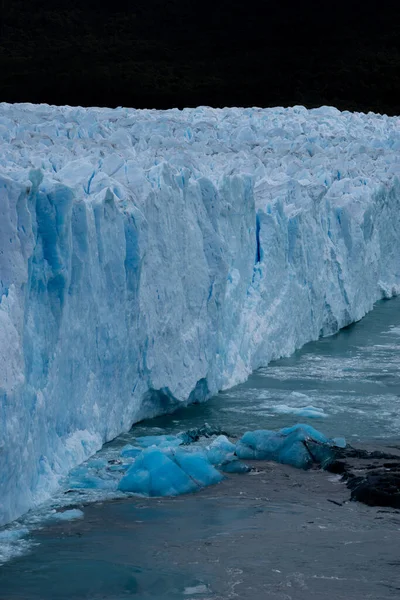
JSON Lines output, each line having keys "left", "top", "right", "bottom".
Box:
{"left": 236, "top": 424, "right": 344, "bottom": 469}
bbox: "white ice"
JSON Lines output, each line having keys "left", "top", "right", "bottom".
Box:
{"left": 0, "top": 102, "right": 399, "bottom": 525}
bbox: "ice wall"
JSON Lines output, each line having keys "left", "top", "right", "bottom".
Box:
{"left": 0, "top": 103, "right": 399, "bottom": 525}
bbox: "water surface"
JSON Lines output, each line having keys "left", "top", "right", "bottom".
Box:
{"left": 1, "top": 297, "right": 400, "bottom": 598}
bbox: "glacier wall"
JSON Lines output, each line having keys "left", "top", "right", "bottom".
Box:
{"left": 0, "top": 103, "right": 399, "bottom": 525}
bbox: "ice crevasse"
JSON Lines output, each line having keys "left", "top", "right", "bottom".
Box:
{"left": 0, "top": 103, "right": 399, "bottom": 525}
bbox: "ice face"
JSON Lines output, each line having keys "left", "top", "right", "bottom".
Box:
{"left": 0, "top": 103, "right": 399, "bottom": 525}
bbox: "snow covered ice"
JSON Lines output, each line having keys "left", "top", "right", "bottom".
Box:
{"left": 0, "top": 102, "right": 399, "bottom": 525}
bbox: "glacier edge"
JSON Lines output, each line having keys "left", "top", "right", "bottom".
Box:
{"left": 0, "top": 103, "right": 399, "bottom": 525}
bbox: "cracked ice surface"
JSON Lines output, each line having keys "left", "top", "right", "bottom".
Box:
{"left": 0, "top": 103, "right": 399, "bottom": 525}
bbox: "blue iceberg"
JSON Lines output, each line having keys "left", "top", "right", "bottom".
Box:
{"left": 171, "top": 449, "right": 224, "bottom": 487}
{"left": 235, "top": 424, "right": 344, "bottom": 469}
{"left": 118, "top": 448, "right": 197, "bottom": 496}
{"left": 206, "top": 435, "right": 250, "bottom": 474}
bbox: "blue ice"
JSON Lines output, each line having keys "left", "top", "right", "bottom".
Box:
{"left": 171, "top": 449, "right": 224, "bottom": 487}
{"left": 235, "top": 424, "right": 344, "bottom": 469}
{"left": 118, "top": 448, "right": 198, "bottom": 496}
{"left": 206, "top": 435, "right": 250, "bottom": 474}
{"left": 117, "top": 446, "right": 224, "bottom": 496}
{"left": 47, "top": 509, "right": 84, "bottom": 522}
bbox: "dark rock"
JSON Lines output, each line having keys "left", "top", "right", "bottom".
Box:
{"left": 347, "top": 466, "right": 400, "bottom": 509}
{"left": 325, "top": 460, "right": 348, "bottom": 475}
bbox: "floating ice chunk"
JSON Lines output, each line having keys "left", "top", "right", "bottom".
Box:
{"left": 206, "top": 435, "right": 250, "bottom": 474}
{"left": 171, "top": 449, "right": 223, "bottom": 487}
{"left": 47, "top": 509, "right": 84, "bottom": 522}
{"left": 236, "top": 424, "right": 343, "bottom": 469}
{"left": 183, "top": 584, "right": 210, "bottom": 595}
{"left": 297, "top": 406, "right": 327, "bottom": 418}
{"left": 118, "top": 446, "right": 224, "bottom": 496}
{"left": 272, "top": 404, "right": 327, "bottom": 418}
{"left": 236, "top": 430, "right": 280, "bottom": 461}
{"left": 290, "top": 392, "right": 309, "bottom": 399}
{"left": 118, "top": 448, "right": 198, "bottom": 496}
{"left": 207, "top": 435, "right": 236, "bottom": 465}
{"left": 280, "top": 424, "right": 329, "bottom": 444}
{"left": 331, "top": 437, "right": 346, "bottom": 449}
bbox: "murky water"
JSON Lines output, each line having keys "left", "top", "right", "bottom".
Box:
{"left": 1, "top": 297, "right": 400, "bottom": 599}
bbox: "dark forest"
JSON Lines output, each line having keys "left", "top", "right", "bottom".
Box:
{"left": 0, "top": 0, "right": 399, "bottom": 114}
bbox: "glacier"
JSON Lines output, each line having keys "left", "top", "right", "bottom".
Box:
{"left": 0, "top": 102, "right": 399, "bottom": 526}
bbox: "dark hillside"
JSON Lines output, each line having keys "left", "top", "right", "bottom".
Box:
{"left": 0, "top": 0, "right": 399, "bottom": 113}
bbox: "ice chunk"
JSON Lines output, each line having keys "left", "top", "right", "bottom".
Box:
{"left": 171, "top": 449, "right": 224, "bottom": 487}
{"left": 207, "top": 435, "right": 236, "bottom": 465}
{"left": 118, "top": 448, "right": 198, "bottom": 496}
{"left": 47, "top": 509, "right": 84, "bottom": 522}
{"left": 117, "top": 446, "right": 224, "bottom": 496}
{"left": 183, "top": 584, "right": 210, "bottom": 595}
{"left": 206, "top": 435, "right": 250, "bottom": 474}
{"left": 279, "top": 424, "right": 329, "bottom": 444}
{"left": 331, "top": 437, "right": 347, "bottom": 449}
{"left": 272, "top": 405, "right": 327, "bottom": 418}
{"left": 236, "top": 424, "right": 343, "bottom": 469}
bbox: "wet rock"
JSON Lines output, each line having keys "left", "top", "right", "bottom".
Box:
{"left": 328, "top": 445, "right": 400, "bottom": 509}
{"left": 347, "top": 467, "right": 400, "bottom": 509}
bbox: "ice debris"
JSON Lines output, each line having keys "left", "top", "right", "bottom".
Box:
{"left": 47, "top": 509, "right": 84, "bottom": 522}
{"left": 207, "top": 435, "right": 250, "bottom": 474}
{"left": 271, "top": 405, "right": 327, "bottom": 418}
{"left": 118, "top": 447, "right": 223, "bottom": 495}
{"left": 107, "top": 423, "right": 347, "bottom": 498}
{"left": 235, "top": 424, "right": 345, "bottom": 469}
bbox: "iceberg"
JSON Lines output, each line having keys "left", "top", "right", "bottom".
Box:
{"left": 271, "top": 404, "right": 327, "bottom": 418}
{"left": 118, "top": 448, "right": 198, "bottom": 496}
{"left": 235, "top": 424, "right": 344, "bottom": 469}
{"left": 171, "top": 449, "right": 224, "bottom": 488}
{"left": 0, "top": 103, "right": 399, "bottom": 524}
{"left": 206, "top": 435, "right": 250, "bottom": 473}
